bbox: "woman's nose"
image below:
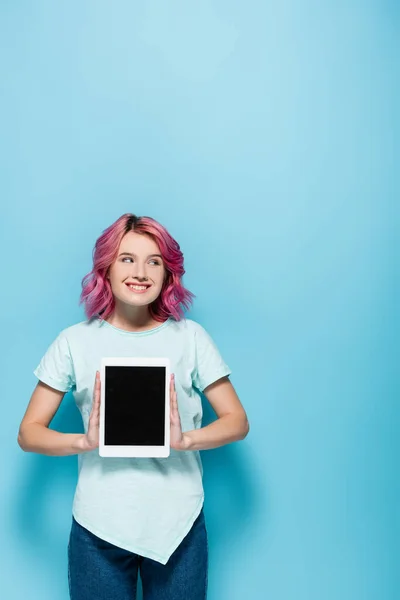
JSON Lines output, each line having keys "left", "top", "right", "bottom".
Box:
{"left": 132, "top": 265, "right": 148, "bottom": 280}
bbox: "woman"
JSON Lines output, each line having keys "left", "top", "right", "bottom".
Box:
{"left": 18, "top": 213, "right": 249, "bottom": 600}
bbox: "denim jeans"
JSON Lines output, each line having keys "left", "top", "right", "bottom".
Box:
{"left": 67, "top": 509, "right": 208, "bottom": 600}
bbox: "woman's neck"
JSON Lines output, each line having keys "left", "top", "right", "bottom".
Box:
{"left": 105, "top": 305, "right": 161, "bottom": 332}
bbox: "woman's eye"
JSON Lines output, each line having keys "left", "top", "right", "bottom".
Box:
{"left": 121, "top": 258, "right": 160, "bottom": 265}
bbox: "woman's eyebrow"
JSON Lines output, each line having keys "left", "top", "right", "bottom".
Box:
{"left": 118, "top": 252, "right": 163, "bottom": 259}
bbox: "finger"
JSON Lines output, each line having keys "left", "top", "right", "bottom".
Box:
{"left": 95, "top": 371, "right": 101, "bottom": 393}
{"left": 170, "top": 374, "right": 176, "bottom": 395}
{"left": 169, "top": 385, "right": 173, "bottom": 411}
{"left": 170, "top": 396, "right": 178, "bottom": 420}
{"left": 171, "top": 386, "right": 177, "bottom": 406}
{"left": 94, "top": 372, "right": 101, "bottom": 401}
{"left": 170, "top": 376, "right": 175, "bottom": 400}
{"left": 91, "top": 390, "right": 99, "bottom": 409}
{"left": 169, "top": 374, "right": 180, "bottom": 421}
{"left": 90, "top": 373, "right": 101, "bottom": 422}
{"left": 172, "top": 395, "right": 178, "bottom": 415}
{"left": 172, "top": 398, "right": 179, "bottom": 421}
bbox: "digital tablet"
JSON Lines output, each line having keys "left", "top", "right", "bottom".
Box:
{"left": 99, "top": 357, "right": 170, "bottom": 458}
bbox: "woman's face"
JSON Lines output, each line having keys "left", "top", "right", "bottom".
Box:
{"left": 107, "top": 231, "right": 167, "bottom": 309}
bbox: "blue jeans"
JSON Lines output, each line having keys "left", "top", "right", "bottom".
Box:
{"left": 67, "top": 509, "right": 208, "bottom": 600}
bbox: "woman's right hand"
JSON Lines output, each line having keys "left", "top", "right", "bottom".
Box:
{"left": 81, "top": 370, "right": 101, "bottom": 451}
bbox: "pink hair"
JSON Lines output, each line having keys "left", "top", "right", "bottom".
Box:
{"left": 79, "top": 214, "right": 195, "bottom": 322}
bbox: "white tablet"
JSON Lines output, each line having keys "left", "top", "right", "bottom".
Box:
{"left": 99, "top": 357, "right": 170, "bottom": 458}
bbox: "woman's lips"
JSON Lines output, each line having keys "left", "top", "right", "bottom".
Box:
{"left": 125, "top": 283, "right": 151, "bottom": 294}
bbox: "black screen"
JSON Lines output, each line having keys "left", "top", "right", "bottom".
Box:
{"left": 104, "top": 365, "right": 166, "bottom": 446}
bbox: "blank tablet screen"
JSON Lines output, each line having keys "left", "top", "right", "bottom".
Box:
{"left": 104, "top": 365, "right": 166, "bottom": 446}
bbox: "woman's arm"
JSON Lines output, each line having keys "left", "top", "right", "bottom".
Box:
{"left": 183, "top": 412, "right": 249, "bottom": 451}
{"left": 18, "top": 380, "right": 97, "bottom": 456}
{"left": 18, "top": 423, "right": 89, "bottom": 456}
{"left": 172, "top": 375, "right": 249, "bottom": 452}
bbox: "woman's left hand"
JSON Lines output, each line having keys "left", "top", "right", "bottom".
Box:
{"left": 170, "top": 374, "right": 188, "bottom": 451}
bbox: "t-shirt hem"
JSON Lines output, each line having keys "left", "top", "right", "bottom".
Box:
{"left": 161, "top": 495, "right": 205, "bottom": 562}
{"left": 72, "top": 494, "right": 204, "bottom": 565}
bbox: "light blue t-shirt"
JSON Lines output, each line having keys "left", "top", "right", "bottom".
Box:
{"left": 33, "top": 316, "right": 231, "bottom": 564}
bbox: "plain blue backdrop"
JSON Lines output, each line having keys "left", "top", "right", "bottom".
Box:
{"left": 1, "top": 1, "right": 398, "bottom": 599}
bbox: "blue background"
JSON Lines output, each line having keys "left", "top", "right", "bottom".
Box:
{"left": 1, "top": 1, "right": 398, "bottom": 599}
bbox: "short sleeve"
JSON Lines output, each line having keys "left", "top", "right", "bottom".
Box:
{"left": 191, "top": 322, "right": 232, "bottom": 393}
{"left": 33, "top": 332, "right": 76, "bottom": 392}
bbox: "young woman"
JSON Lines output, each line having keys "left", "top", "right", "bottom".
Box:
{"left": 18, "top": 213, "right": 249, "bottom": 600}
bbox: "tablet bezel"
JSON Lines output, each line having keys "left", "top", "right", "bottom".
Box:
{"left": 99, "top": 357, "right": 170, "bottom": 458}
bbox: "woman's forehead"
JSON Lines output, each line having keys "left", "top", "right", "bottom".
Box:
{"left": 119, "top": 231, "right": 160, "bottom": 254}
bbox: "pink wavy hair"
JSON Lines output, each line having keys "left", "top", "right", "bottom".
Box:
{"left": 79, "top": 214, "right": 195, "bottom": 322}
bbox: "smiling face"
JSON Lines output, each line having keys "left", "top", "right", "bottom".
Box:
{"left": 107, "top": 231, "right": 167, "bottom": 311}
